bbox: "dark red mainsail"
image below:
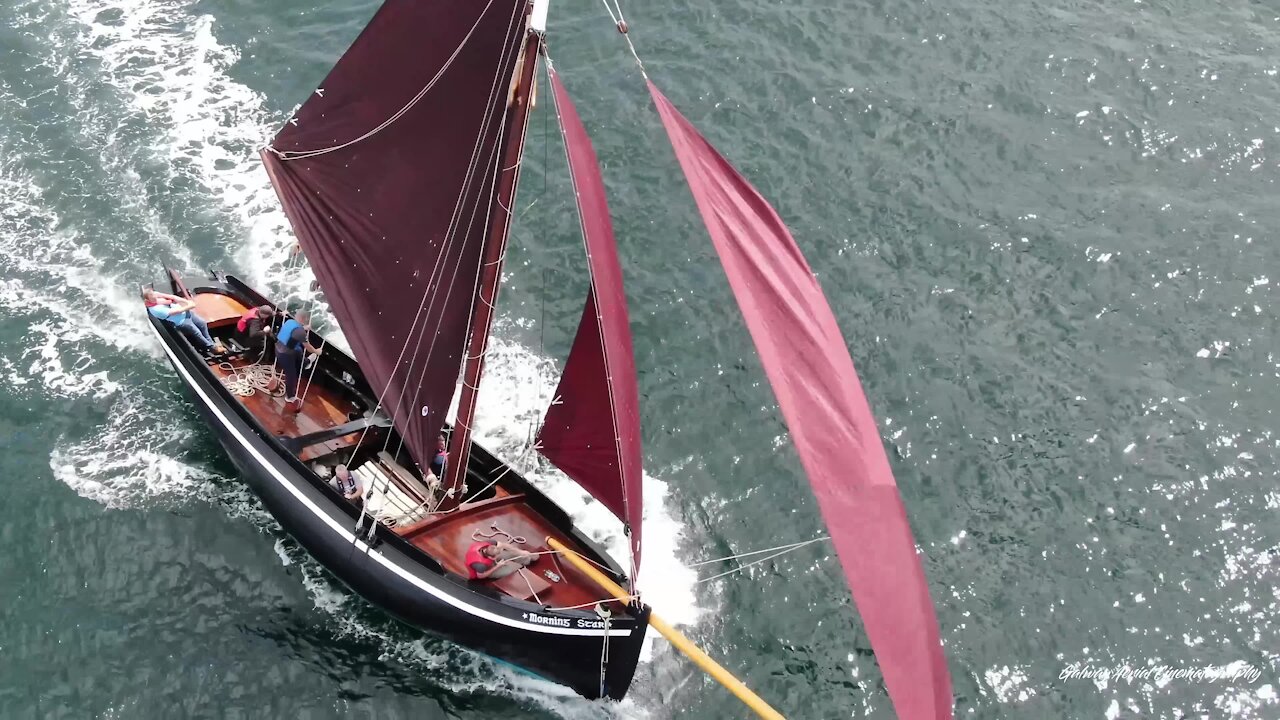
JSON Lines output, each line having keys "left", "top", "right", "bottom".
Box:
{"left": 537, "top": 66, "right": 644, "bottom": 573}
{"left": 647, "top": 81, "right": 954, "bottom": 720}
{"left": 260, "top": 0, "right": 530, "bottom": 473}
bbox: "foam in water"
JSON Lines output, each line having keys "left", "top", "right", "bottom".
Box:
{"left": 49, "top": 393, "right": 222, "bottom": 509}
{"left": 466, "top": 331, "right": 701, "bottom": 655}
{"left": 0, "top": 165, "right": 155, "bottom": 357}
{"left": 66, "top": 0, "right": 316, "bottom": 312}
{"left": 0, "top": 113, "right": 214, "bottom": 512}
{"left": 0, "top": 171, "right": 137, "bottom": 407}
{"left": 55, "top": 0, "right": 703, "bottom": 706}
{"left": 279, "top": 536, "right": 650, "bottom": 719}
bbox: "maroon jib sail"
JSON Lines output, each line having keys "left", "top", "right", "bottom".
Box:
{"left": 261, "top": 0, "right": 530, "bottom": 473}
{"left": 537, "top": 66, "right": 644, "bottom": 573}
{"left": 647, "top": 80, "right": 954, "bottom": 720}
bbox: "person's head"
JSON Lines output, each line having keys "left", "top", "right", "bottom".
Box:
{"left": 437, "top": 433, "right": 446, "bottom": 451}
{"left": 295, "top": 310, "right": 311, "bottom": 328}
{"left": 142, "top": 289, "right": 157, "bottom": 304}
{"left": 256, "top": 305, "right": 272, "bottom": 319}
{"left": 335, "top": 464, "right": 350, "bottom": 481}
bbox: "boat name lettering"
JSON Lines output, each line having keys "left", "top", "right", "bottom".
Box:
{"left": 526, "top": 614, "right": 571, "bottom": 627}
{"left": 575, "top": 618, "right": 607, "bottom": 629}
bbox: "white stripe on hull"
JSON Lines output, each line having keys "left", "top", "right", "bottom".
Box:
{"left": 150, "top": 322, "right": 631, "bottom": 637}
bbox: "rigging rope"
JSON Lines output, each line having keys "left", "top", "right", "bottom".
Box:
{"left": 471, "top": 523, "right": 527, "bottom": 545}
{"left": 688, "top": 536, "right": 829, "bottom": 568}
{"left": 694, "top": 537, "right": 829, "bottom": 585}
{"left": 517, "top": 568, "right": 543, "bottom": 606}
{"left": 431, "top": 42, "right": 536, "bottom": 488}
{"left": 297, "top": 336, "right": 328, "bottom": 407}
{"left": 270, "top": 0, "right": 500, "bottom": 161}
{"left": 548, "top": 595, "right": 640, "bottom": 612}
{"left": 544, "top": 51, "right": 640, "bottom": 595}
{"left": 538, "top": 546, "right": 617, "bottom": 575}
{"left": 528, "top": 96, "right": 548, "bottom": 452}
{"left": 596, "top": 0, "right": 645, "bottom": 76}
{"left": 533, "top": 540, "right": 830, "bottom": 609}
{"left": 425, "top": 440, "right": 535, "bottom": 514}
{"left": 376, "top": 1, "right": 527, "bottom": 467}
{"left": 532, "top": 64, "right": 550, "bottom": 448}
{"left": 527, "top": 266, "right": 549, "bottom": 452}
{"left": 343, "top": 5, "right": 528, "bottom": 547}
{"left": 597, "top": 606, "right": 612, "bottom": 697}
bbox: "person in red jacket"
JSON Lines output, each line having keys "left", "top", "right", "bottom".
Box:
{"left": 235, "top": 305, "right": 275, "bottom": 349}
{"left": 465, "top": 539, "right": 537, "bottom": 580}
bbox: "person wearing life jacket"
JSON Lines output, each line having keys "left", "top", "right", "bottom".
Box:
{"left": 465, "top": 539, "right": 537, "bottom": 580}
{"left": 143, "top": 289, "right": 226, "bottom": 356}
{"left": 235, "top": 305, "right": 275, "bottom": 349}
{"left": 329, "top": 464, "right": 364, "bottom": 505}
{"left": 274, "top": 310, "right": 323, "bottom": 412}
{"left": 429, "top": 433, "right": 448, "bottom": 481}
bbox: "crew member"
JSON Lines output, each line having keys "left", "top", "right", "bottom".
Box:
{"left": 430, "top": 433, "right": 448, "bottom": 481}
{"left": 235, "top": 305, "right": 275, "bottom": 349}
{"left": 275, "top": 310, "right": 322, "bottom": 412}
{"left": 465, "top": 539, "right": 537, "bottom": 580}
{"left": 144, "top": 289, "right": 226, "bottom": 356}
{"left": 330, "top": 464, "right": 363, "bottom": 505}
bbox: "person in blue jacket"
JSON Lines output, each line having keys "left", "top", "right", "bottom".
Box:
{"left": 275, "top": 310, "right": 322, "bottom": 412}
{"left": 143, "top": 289, "right": 225, "bottom": 356}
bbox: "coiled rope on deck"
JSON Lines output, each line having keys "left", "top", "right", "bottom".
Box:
{"left": 218, "top": 362, "right": 283, "bottom": 398}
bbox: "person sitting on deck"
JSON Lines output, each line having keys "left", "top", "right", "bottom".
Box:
{"left": 330, "top": 464, "right": 363, "bottom": 505}
{"left": 144, "top": 289, "right": 226, "bottom": 356}
{"left": 465, "top": 539, "right": 537, "bottom": 581}
{"left": 275, "top": 310, "right": 322, "bottom": 413}
{"left": 430, "top": 433, "right": 448, "bottom": 481}
{"left": 235, "top": 305, "right": 275, "bottom": 349}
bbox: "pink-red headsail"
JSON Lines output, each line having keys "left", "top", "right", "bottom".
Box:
{"left": 647, "top": 80, "right": 953, "bottom": 720}
{"left": 537, "top": 67, "right": 644, "bottom": 573}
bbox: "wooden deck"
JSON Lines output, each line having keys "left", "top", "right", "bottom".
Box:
{"left": 192, "top": 288, "right": 627, "bottom": 610}
{"left": 194, "top": 292, "right": 252, "bottom": 329}
{"left": 206, "top": 354, "right": 364, "bottom": 462}
{"left": 395, "top": 496, "right": 624, "bottom": 610}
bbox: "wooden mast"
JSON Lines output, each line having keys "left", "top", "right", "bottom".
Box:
{"left": 439, "top": 14, "right": 542, "bottom": 510}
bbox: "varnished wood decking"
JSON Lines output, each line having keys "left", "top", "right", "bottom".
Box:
{"left": 206, "top": 354, "right": 363, "bottom": 462}
{"left": 193, "top": 289, "right": 626, "bottom": 609}
{"left": 194, "top": 292, "right": 252, "bottom": 329}
{"left": 396, "top": 497, "right": 626, "bottom": 610}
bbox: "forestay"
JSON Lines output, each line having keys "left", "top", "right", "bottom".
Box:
{"left": 647, "top": 80, "right": 954, "bottom": 720}
{"left": 261, "top": 0, "right": 530, "bottom": 473}
{"left": 537, "top": 65, "right": 645, "bottom": 575}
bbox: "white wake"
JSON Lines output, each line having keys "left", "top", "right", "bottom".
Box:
{"left": 48, "top": 0, "right": 702, "bottom": 712}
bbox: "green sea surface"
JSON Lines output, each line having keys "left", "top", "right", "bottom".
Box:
{"left": 0, "top": 0, "right": 1277, "bottom": 718}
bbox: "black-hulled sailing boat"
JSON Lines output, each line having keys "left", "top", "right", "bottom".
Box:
{"left": 144, "top": 0, "right": 953, "bottom": 716}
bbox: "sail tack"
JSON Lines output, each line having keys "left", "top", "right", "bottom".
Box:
{"left": 537, "top": 67, "right": 644, "bottom": 571}
{"left": 261, "top": 0, "right": 530, "bottom": 471}
{"left": 647, "top": 81, "right": 953, "bottom": 720}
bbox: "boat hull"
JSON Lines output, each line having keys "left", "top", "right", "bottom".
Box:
{"left": 146, "top": 291, "right": 649, "bottom": 701}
